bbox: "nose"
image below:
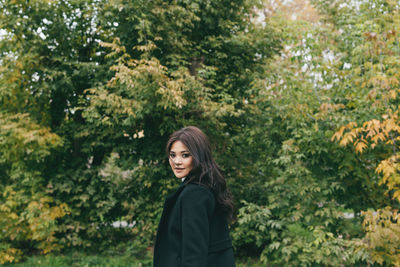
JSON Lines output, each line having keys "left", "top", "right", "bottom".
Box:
{"left": 172, "top": 156, "right": 183, "bottom": 165}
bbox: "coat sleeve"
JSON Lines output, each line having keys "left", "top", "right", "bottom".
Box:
{"left": 180, "top": 185, "right": 215, "bottom": 267}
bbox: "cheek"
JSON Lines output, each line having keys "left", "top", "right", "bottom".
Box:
{"left": 187, "top": 158, "right": 194, "bottom": 169}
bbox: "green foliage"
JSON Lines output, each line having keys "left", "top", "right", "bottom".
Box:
{"left": 0, "top": 0, "right": 281, "bottom": 262}
{"left": 231, "top": 0, "right": 398, "bottom": 264}
{"left": 232, "top": 137, "right": 370, "bottom": 265}
{"left": 327, "top": 0, "right": 400, "bottom": 264}
{"left": 1, "top": 0, "right": 399, "bottom": 265}
{"left": 0, "top": 113, "right": 67, "bottom": 263}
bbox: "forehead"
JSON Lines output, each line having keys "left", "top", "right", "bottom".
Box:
{"left": 170, "top": 140, "right": 189, "bottom": 152}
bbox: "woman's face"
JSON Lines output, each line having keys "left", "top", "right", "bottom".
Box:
{"left": 169, "top": 140, "right": 193, "bottom": 179}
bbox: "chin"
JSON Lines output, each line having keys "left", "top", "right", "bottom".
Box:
{"left": 174, "top": 172, "right": 187, "bottom": 179}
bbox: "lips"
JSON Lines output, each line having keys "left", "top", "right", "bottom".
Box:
{"left": 174, "top": 168, "right": 185, "bottom": 171}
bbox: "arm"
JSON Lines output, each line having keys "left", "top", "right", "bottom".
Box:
{"left": 180, "top": 185, "right": 215, "bottom": 267}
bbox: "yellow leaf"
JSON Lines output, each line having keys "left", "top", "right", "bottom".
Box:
{"left": 339, "top": 132, "right": 354, "bottom": 146}
{"left": 389, "top": 90, "right": 397, "bottom": 99}
{"left": 331, "top": 126, "right": 345, "bottom": 141}
{"left": 376, "top": 159, "right": 396, "bottom": 181}
{"left": 355, "top": 140, "right": 368, "bottom": 154}
{"left": 393, "top": 190, "right": 400, "bottom": 202}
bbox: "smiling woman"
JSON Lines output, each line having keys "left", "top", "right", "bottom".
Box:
{"left": 153, "top": 126, "right": 235, "bottom": 267}
{"left": 168, "top": 141, "right": 193, "bottom": 179}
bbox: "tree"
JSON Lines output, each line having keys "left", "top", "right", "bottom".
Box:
{"left": 232, "top": 0, "right": 398, "bottom": 264}
{"left": 0, "top": 113, "right": 67, "bottom": 263}
{"left": 328, "top": 0, "right": 400, "bottom": 264}
{"left": 0, "top": 0, "right": 281, "bottom": 262}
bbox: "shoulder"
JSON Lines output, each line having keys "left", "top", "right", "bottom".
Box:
{"left": 179, "top": 183, "right": 216, "bottom": 212}
{"left": 181, "top": 183, "right": 214, "bottom": 199}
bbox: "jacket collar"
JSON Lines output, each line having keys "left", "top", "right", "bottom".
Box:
{"left": 165, "top": 182, "right": 186, "bottom": 203}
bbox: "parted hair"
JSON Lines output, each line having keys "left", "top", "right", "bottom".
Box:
{"left": 166, "top": 126, "right": 234, "bottom": 221}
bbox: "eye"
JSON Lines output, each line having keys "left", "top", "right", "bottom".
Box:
{"left": 169, "top": 153, "right": 176, "bottom": 158}
{"left": 182, "top": 153, "right": 191, "bottom": 158}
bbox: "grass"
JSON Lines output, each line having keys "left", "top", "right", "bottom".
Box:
{"left": 6, "top": 252, "right": 152, "bottom": 267}
{"left": 6, "top": 251, "right": 262, "bottom": 267}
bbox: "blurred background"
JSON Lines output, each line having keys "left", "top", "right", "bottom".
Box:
{"left": 0, "top": 0, "right": 399, "bottom": 266}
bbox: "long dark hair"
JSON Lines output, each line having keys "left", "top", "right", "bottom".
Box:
{"left": 166, "top": 126, "right": 234, "bottom": 220}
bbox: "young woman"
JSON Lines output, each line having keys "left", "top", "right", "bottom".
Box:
{"left": 153, "top": 126, "right": 236, "bottom": 267}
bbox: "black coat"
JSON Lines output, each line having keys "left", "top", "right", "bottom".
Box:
{"left": 153, "top": 182, "right": 235, "bottom": 267}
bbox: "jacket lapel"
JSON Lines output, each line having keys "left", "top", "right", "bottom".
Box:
{"left": 157, "top": 183, "right": 186, "bottom": 232}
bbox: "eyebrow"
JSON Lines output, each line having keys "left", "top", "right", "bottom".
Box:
{"left": 169, "top": 150, "right": 190, "bottom": 153}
